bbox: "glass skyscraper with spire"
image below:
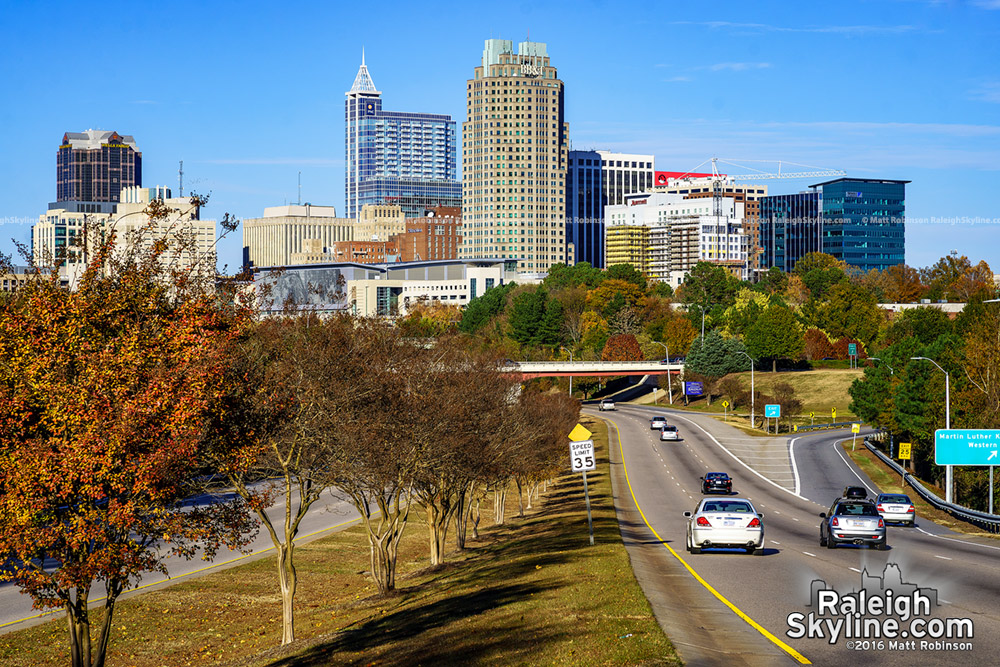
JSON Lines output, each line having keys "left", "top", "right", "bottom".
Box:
{"left": 344, "top": 53, "right": 460, "bottom": 219}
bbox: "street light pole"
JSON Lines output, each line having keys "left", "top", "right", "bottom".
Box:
{"left": 561, "top": 347, "right": 573, "bottom": 398}
{"left": 655, "top": 341, "right": 673, "bottom": 405}
{"left": 868, "top": 357, "right": 895, "bottom": 375}
{"left": 738, "top": 350, "right": 755, "bottom": 429}
{"left": 911, "top": 356, "right": 952, "bottom": 503}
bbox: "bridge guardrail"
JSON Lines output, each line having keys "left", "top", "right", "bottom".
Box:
{"left": 863, "top": 436, "right": 1000, "bottom": 533}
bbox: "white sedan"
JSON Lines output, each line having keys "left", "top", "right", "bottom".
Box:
{"left": 684, "top": 498, "right": 764, "bottom": 555}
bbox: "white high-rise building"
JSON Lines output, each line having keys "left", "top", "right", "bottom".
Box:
{"left": 605, "top": 192, "right": 750, "bottom": 284}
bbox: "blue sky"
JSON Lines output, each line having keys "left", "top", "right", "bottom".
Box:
{"left": 1, "top": 0, "right": 998, "bottom": 273}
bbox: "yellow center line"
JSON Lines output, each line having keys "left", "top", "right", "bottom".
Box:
{"left": 604, "top": 415, "right": 811, "bottom": 665}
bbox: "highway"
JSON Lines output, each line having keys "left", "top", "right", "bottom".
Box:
{"left": 596, "top": 403, "right": 1000, "bottom": 666}
{"left": 0, "top": 488, "right": 361, "bottom": 632}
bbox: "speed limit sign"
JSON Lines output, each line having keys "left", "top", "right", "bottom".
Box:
{"left": 570, "top": 440, "right": 596, "bottom": 472}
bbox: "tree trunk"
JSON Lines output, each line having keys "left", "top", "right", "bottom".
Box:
{"left": 515, "top": 478, "right": 525, "bottom": 517}
{"left": 276, "top": 542, "right": 297, "bottom": 644}
{"left": 364, "top": 493, "right": 410, "bottom": 595}
{"left": 425, "top": 499, "right": 452, "bottom": 566}
{"left": 494, "top": 485, "right": 507, "bottom": 525}
{"left": 526, "top": 481, "right": 535, "bottom": 510}
{"left": 772, "top": 358, "right": 777, "bottom": 373}
{"left": 92, "top": 586, "right": 122, "bottom": 667}
{"left": 472, "top": 496, "right": 482, "bottom": 539}
{"left": 454, "top": 483, "right": 474, "bottom": 550}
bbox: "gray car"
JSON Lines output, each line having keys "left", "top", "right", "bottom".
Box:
{"left": 819, "top": 499, "right": 886, "bottom": 550}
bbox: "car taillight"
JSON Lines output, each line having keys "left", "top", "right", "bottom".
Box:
{"left": 831, "top": 517, "right": 839, "bottom": 527}
{"left": 748, "top": 517, "right": 761, "bottom": 527}
{"left": 878, "top": 518, "right": 884, "bottom": 528}
{"left": 696, "top": 517, "right": 712, "bottom": 527}
{"left": 876, "top": 504, "right": 885, "bottom": 512}
{"left": 907, "top": 506, "right": 915, "bottom": 513}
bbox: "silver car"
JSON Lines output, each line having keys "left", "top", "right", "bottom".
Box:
{"left": 599, "top": 398, "right": 616, "bottom": 411}
{"left": 876, "top": 493, "right": 915, "bottom": 526}
{"left": 684, "top": 498, "right": 764, "bottom": 555}
{"left": 650, "top": 416, "right": 668, "bottom": 430}
{"left": 660, "top": 424, "right": 680, "bottom": 441}
{"left": 820, "top": 499, "right": 886, "bottom": 550}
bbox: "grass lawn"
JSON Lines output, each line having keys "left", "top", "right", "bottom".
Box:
{"left": 0, "top": 416, "right": 679, "bottom": 667}
{"left": 839, "top": 439, "right": 1000, "bottom": 540}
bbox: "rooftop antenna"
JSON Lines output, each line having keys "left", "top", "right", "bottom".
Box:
{"left": 178, "top": 160, "right": 183, "bottom": 197}
{"left": 298, "top": 171, "right": 302, "bottom": 205}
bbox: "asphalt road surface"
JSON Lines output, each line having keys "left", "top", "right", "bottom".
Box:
{"left": 0, "top": 487, "right": 361, "bottom": 632}
{"left": 596, "top": 403, "right": 1000, "bottom": 666}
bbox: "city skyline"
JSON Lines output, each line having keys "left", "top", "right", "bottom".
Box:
{"left": 1, "top": 0, "right": 998, "bottom": 274}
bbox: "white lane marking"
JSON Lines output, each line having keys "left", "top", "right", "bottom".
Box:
{"left": 803, "top": 551, "right": 817, "bottom": 557}
{"left": 941, "top": 599, "right": 951, "bottom": 605}
{"left": 668, "top": 414, "right": 807, "bottom": 501}
{"left": 830, "top": 441, "right": 878, "bottom": 496}
{"left": 849, "top": 567, "right": 861, "bottom": 573}
{"left": 789, "top": 436, "right": 803, "bottom": 496}
{"left": 774, "top": 511, "right": 781, "bottom": 514}
{"left": 792, "top": 518, "right": 800, "bottom": 522}
{"left": 915, "top": 525, "right": 1000, "bottom": 553}
{"left": 770, "top": 540, "right": 781, "bottom": 545}
{"left": 935, "top": 555, "right": 953, "bottom": 561}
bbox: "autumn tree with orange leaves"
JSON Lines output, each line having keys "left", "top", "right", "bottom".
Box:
{"left": 0, "top": 201, "right": 255, "bottom": 667}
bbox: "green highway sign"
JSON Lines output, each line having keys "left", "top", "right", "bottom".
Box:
{"left": 848, "top": 343, "right": 858, "bottom": 356}
{"left": 935, "top": 429, "right": 1000, "bottom": 465}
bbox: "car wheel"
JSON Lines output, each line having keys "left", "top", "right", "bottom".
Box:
{"left": 745, "top": 545, "right": 755, "bottom": 554}
{"left": 826, "top": 536, "right": 836, "bottom": 549}
{"left": 875, "top": 542, "right": 888, "bottom": 551}
{"left": 819, "top": 534, "right": 827, "bottom": 547}
{"left": 753, "top": 548, "right": 765, "bottom": 556}
{"left": 689, "top": 545, "right": 701, "bottom": 554}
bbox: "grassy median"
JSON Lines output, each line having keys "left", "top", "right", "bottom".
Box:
{"left": 0, "top": 415, "right": 679, "bottom": 666}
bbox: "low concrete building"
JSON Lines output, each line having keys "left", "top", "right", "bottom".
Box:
{"left": 254, "top": 258, "right": 518, "bottom": 317}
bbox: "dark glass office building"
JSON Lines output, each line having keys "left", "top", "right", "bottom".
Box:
{"left": 566, "top": 150, "right": 604, "bottom": 267}
{"left": 345, "top": 54, "right": 459, "bottom": 219}
{"left": 759, "top": 191, "right": 822, "bottom": 272}
{"left": 814, "top": 178, "right": 908, "bottom": 272}
{"left": 56, "top": 130, "right": 141, "bottom": 205}
{"left": 759, "top": 178, "right": 909, "bottom": 274}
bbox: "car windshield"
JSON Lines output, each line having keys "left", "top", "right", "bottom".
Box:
{"left": 879, "top": 495, "right": 911, "bottom": 504}
{"left": 706, "top": 473, "right": 728, "bottom": 480}
{"left": 702, "top": 501, "right": 753, "bottom": 513}
{"left": 835, "top": 503, "right": 879, "bottom": 516}
{"left": 603, "top": 399, "right": 613, "bottom": 403}
{"left": 652, "top": 417, "right": 665, "bottom": 422}
{"left": 663, "top": 426, "right": 677, "bottom": 431}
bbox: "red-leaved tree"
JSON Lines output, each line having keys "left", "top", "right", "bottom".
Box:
{"left": 0, "top": 212, "right": 255, "bottom": 667}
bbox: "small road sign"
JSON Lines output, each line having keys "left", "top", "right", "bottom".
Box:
{"left": 899, "top": 442, "right": 912, "bottom": 460}
{"left": 809, "top": 411, "right": 815, "bottom": 419}
{"left": 832, "top": 407, "right": 838, "bottom": 419}
{"left": 721, "top": 400, "right": 729, "bottom": 408}
{"left": 935, "top": 429, "right": 1000, "bottom": 465}
{"left": 568, "top": 423, "right": 592, "bottom": 442}
{"left": 765, "top": 404, "right": 781, "bottom": 418}
{"left": 851, "top": 423, "right": 861, "bottom": 434}
{"left": 570, "top": 440, "right": 596, "bottom": 472}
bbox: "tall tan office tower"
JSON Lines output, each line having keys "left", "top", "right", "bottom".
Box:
{"left": 461, "top": 39, "right": 568, "bottom": 273}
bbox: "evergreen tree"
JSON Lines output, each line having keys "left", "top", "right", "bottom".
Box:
{"left": 459, "top": 282, "right": 514, "bottom": 333}
{"left": 507, "top": 287, "right": 547, "bottom": 345}
{"left": 685, "top": 330, "right": 748, "bottom": 379}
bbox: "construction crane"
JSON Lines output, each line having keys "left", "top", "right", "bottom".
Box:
{"left": 669, "top": 158, "right": 845, "bottom": 280}
{"left": 676, "top": 157, "right": 846, "bottom": 182}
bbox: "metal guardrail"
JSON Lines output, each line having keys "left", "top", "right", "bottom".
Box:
{"left": 795, "top": 421, "right": 858, "bottom": 432}
{"left": 863, "top": 436, "right": 1000, "bottom": 533}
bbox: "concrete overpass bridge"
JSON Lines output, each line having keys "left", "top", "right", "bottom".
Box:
{"left": 504, "top": 361, "right": 684, "bottom": 380}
